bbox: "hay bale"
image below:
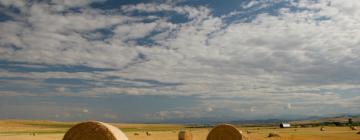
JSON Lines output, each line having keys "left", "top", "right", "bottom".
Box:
{"left": 63, "top": 121, "right": 128, "bottom": 140}
{"left": 357, "top": 131, "right": 360, "bottom": 134}
{"left": 350, "top": 126, "right": 358, "bottom": 130}
{"left": 268, "top": 132, "right": 280, "bottom": 137}
{"left": 320, "top": 127, "right": 325, "bottom": 131}
{"left": 206, "top": 124, "right": 248, "bottom": 140}
{"left": 134, "top": 133, "right": 139, "bottom": 136}
{"left": 178, "top": 130, "right": 192, "bottom": 140}
{"left": 146, "top": 131, "right": 151, "bottom": 136}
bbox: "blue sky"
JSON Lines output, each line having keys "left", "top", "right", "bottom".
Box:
{"left": 1, "top": 0, "right": 360, "bottom": 123}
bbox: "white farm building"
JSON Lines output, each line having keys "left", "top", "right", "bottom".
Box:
{"left": 280, "top": 123, "right": 291, "bottom": 128}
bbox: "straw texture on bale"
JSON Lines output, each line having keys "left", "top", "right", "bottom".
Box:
{"left": 178, "top": 130, "right": 192, "bottom": 140}
{"left": 206, "top": 124, "right": 246, "bottom": 140}
{"left": 63, "top": 121, "right": 128, "bottom": 140}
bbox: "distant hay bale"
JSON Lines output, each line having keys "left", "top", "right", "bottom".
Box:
{"left": 134, "top": 133, "right": 139, "bottom": 136}
{"left": 63, "top": 121, "right": 128, "bottom": 140}
{"left": 206, "top": 124, "right": 248, "bottom": 140}
{"left": 350, "top": 126, "right": 358, "bottom": 130}
{"left": 268, "top": 132, "right": 280, "bottom": 138}
{"left": 320, "top": 127, "right": 325, "bottom": 131}
{"left": 357, "top": 131, "right": 360, "bottom": 134}
{"left": 178, "top": 130, "right": 192, "bottom": 140}
{"left": 146, "top": 131, "right": 151, "bottom": 136}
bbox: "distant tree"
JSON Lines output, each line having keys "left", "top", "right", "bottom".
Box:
{"left": 349, "top": 118, "right": 353, "bottom": 125}
{"left": 333, "top": 122, "right": 342, "bottom": 126}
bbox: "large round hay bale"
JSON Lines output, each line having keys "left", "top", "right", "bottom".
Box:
{"left": 63, "top": 121, "right": 128, "bottom": 140}
{"left": 206, "top": 124, "right": 247, "bottom": 140}
{"left": 178, "top": 130, "right": 192, "bottom": 140}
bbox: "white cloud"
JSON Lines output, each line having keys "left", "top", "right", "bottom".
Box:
{"left": 287, "top": 103, "right": 292, "bottom": 110}
{"left": 55, "top": 87, "right": 67, "bottom": 92}
{"left": 51, "top": 0, "right": 106, "bottom": 8}
{"left": 250, "top": 106, "right": 256, "bottom": 112}
{"left": 82, "top": 108, "right": 89, "bottom": 113}
{"left": 145, "top": 109, "right": 204, "bottom": 121}
{"left": 121, "top": 3, "right": 211, "bottom": 19}
{"left": 0, "top": 0, "right": 26, "bottom": 9}
{"left": 206, "top": 107, "right": 213, "bottom": 112}
{"left": 2, "top": 0, "right": 360, "bottom": 119}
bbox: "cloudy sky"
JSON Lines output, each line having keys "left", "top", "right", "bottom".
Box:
{"left": 1, "top": 0, "right": 360, "bottom": 123}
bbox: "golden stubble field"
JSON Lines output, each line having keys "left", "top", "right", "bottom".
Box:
{"left": 0, "top": 120, "right": 359, "bottom": 140}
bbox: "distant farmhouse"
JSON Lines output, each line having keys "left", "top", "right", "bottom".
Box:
{"left": 280, "top": 122, "right": 291, "bottom": 128}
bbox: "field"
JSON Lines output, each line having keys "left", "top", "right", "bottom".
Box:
{"left": 0, "top": 120, "right": 360, "bottom": 140}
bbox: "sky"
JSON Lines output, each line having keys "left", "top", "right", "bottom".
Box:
{"left": 1, "top": 0, "right": 360, "bottom": 123}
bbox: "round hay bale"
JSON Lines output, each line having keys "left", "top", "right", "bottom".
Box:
{"left": 268, "top": 132, "right": 280, "bottom": 138}
{"left": 350, "top": 126, "right": 358, "bottom": 130}
{"left": 320, "top": 127, "right": 325, "bottom": 131}
{"left": 206, "top": 124, "right": 247, "bottom": 140}
{"left": 63, "top": 121, "right": 128, "bottom": 140}
{"left": 178, "top": 130, "right": 192, "bottom": 140}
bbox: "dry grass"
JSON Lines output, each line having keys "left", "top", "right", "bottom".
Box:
{"left": 268, "top": 132, "right": 280, "bottom": 137}
{"left": 1, "top": 120, "right": 360, "bottom": 140}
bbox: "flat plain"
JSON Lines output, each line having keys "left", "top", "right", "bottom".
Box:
{"left": 0, "top": 120, "right": 359, "bottom": 140}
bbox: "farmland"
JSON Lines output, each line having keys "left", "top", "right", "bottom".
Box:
{"left": 0, "top": 120, "right": 359, "bottom": 140}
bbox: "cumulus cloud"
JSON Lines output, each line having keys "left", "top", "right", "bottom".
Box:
{"left": 145, "top": 109, "right": 204, "bottom": 121}
{"left": 51, "top": 0, "right": 106, "bottom": 7}
{"left": 1, "top": 0, "right": 360, "bottom": 120}
{"left": 82, "top": 108, "right": 89, "bottom": 113}
{"left": 206, "top": 107, "right": 213, "bottom": 112}
{"left": 286, "top": 103, "right": 292, "bottom": 110}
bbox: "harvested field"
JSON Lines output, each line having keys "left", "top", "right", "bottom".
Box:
{"left": 0, "top": 120, "right": 360, "bottom": 140}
